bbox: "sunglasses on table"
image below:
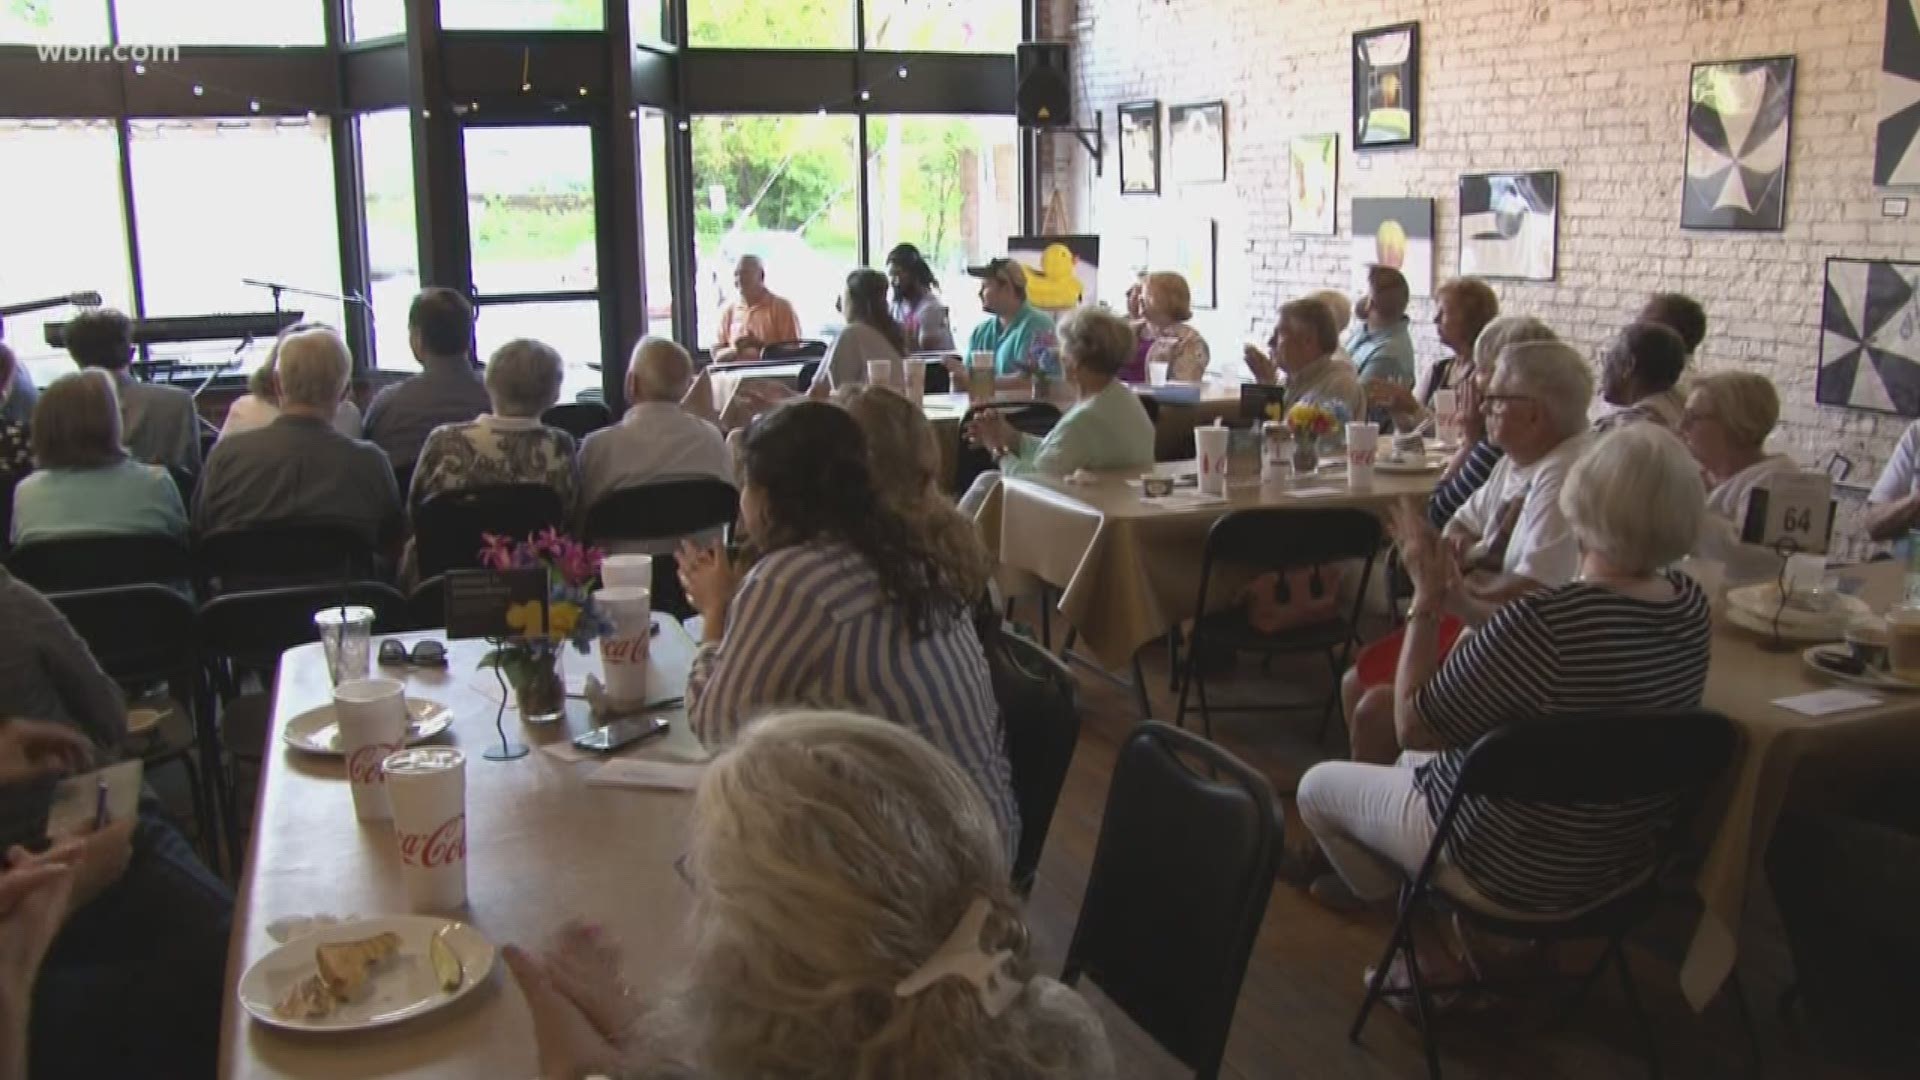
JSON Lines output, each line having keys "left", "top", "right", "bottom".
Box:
{"left": 378, "top": 639, "right": 448, "bottom": 668}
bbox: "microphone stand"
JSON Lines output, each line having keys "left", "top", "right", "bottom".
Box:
{"left": 241, "top": 278, "right": 376, "bottom": 370}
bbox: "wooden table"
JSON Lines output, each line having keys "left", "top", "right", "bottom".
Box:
{"left": 980, "top": 461, "right": 1441, "bottom": 672}
{"left": 1685, "top": 558, "right": 1920, "bottom": 1009}
{"left": 219, "top": 617, "right": 701, "bottom": 1079}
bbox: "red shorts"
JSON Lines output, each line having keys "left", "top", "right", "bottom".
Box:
{"left": 1353, "top": 615, "right": 1467, "bottom": 691}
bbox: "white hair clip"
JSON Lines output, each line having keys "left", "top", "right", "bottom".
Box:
{"left": 893, "top": 897, "right": 1024, "bottom": 1018}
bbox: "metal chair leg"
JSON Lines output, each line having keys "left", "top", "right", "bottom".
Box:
{"left": 1039, "top": 587, "right": 1052, "bottom": 649}
{"left": 1130, "top": 651, "right": 1152, "bottom": 720}
{"left": 1166, "top": 625, "right": 1183, "bottom": 693}
{"left": 1194, "top": 661, "right": 1216, "bottom": 741}
{"left": 1400, "top": 922, "right": 1445, "bottom": 1080}
{"left": 1316, "top": 649, "right": 1343, "bottom": 744}
{"left": 1611, "top": 938, "right": 1662, "bottom": 1080}
{"left": 1351, "top": 885, "right": 1418, "bottom": 1043}
{"left": 1727, "top": 968, "right": 1763, "bottom": 1079}
{"left": 1173, "top": 636, "right": 1197, "bottom": 729}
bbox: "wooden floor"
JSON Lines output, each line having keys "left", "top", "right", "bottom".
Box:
{"left": 1016, "top": 623, "right": 1903, "bottom": 1079}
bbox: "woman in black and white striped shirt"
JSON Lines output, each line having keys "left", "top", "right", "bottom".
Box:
{"left": 1300, "top": 423, "right": 1711, "bottom": 924}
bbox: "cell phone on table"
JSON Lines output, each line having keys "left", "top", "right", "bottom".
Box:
{"left": 572, "top": 714, "right": 671, "bottom": 754}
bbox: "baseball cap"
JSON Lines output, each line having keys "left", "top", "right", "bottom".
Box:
{"left": 965, "top": 257, "right": 1028, "bottom": 295}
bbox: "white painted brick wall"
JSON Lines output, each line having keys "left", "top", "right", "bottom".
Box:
{"left": 1039, "top": 0, "right": 1920, "bottom": 557}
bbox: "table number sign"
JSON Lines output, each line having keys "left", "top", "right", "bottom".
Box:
{"left": 444, "top": 568, "right": 550, "bottom": 640}
{"left": 1741, "top": 472, "right": 1834, "bottom": 555}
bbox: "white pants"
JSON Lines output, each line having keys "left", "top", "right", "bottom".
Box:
{"left": 1296, "top": 753, "right": 1498, "bottom": 909}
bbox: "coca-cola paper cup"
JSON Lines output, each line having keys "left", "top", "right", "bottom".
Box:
{"left": 333, "top": 678, "right": 409, "bottom": 822}
{"left": 601, "top": 554, "right": 653, "bottom": 590}
{"left": 594, "top": 586, "right": 652, "bottom": 708}
{"left": 383, "top": 746, "right": 468, "bottom": 912}
{"left": 903, "top": 358, "right": 928, "bottom": 404}
{"left": 866, "top": 358, "right": 896, "bottom": 388}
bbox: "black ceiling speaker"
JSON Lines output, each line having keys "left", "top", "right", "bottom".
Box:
{"left": 1016, "top": 42, "right": 1072, "bottom": 128}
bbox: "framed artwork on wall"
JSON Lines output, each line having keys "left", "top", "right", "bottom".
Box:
{"left": 1817, "top": 257, "right": 1920, "bottom": 417}
{"left": 1459, "top": 171, "right": 1559, "bottom": 281}
{"left": 1118, "top": 101, "right": 1160, "bottom": 195}
{"left": 1171, "top": 218, "right": 1218, "bottom": 309}
{"left": 1350, "top": 198, "right": 1433, "bottom": 298}
{"left": 1167, "top": 101, "right": 1227, "bottom": 184}
{"left": 1353, "top": 22, "right": 1419, "bottom": 150}
{"left": 1289, "top": 133, "right": 1339, "bottom": 235}
{"left": 1682, "top": 56, "right": 1794, "bottom": 231}
{"left": 1877, "top": 0, "right": 1920, "bottom": 185}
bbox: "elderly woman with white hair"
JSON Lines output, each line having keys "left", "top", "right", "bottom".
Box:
{"left": 1299, "top": 424, "right": 1711, "bottom": 956}
{"left": 1681, "top": 371, "right": 1799, "bottom": 582}
{"left": 409, "top": 338, "right": 579, "bottom": 513}
{"left": 506, "top": 711, "right": 1112, "bottom": 1080}
{"left": 219, "top": 321, "right": 363, "bottom": 442}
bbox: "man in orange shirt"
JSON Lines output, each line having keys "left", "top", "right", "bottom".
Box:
{"left": 711, "top": 255, "right": 802, "bottom": 362}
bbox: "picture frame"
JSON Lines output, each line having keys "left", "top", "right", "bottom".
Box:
{"left": 1118, "top": 100, "right": 1161, "bottom": 195}
{"left": 1458, "top": 170, "right": 1559, "bottom": 281}
{"left": 1877, "top": 0, "right": 1920, "bottom": 185}
{"left": 1172, "top": 218, "right": 1218, "bottom": 309}
{"left": 1816, "top": 256, "right": 1920, "bottom": 417}
{"left": 1288, "top": 133, "right": 1339, "bottom": 235}
{"left": 1167, "top": 101, "right": 1227, "bottom": 184}
{"left": 1350, "top": 197, "right": 1434, "bottom": 298}
{"left": 1353, "top": 22, "right": 1419, "bottom": 150}
{"left": 1682, "top": 55, "right": 1794, "bottom": 231}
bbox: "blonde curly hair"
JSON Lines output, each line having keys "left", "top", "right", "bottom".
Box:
{"left": 833, "top": 383, "right": 995, "bottom": 603}
{"left": 637, "top": 711, "right": 1112, "bottom": 1079}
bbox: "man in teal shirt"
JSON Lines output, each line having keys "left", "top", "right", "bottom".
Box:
{"left": 1346, "top": 263, "right": 1417, "bottom": 388}
{"left": 963, "top": 258, "right": 1060, "bottom": 384}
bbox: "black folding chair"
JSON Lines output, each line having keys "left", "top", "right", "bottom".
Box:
{"left": 1173, "top": 508, "right": 1385, "bottom": 743}
{"left": 581, "top": 479, "right": 739, "bottom": 618}
{"left": 991, "top": 627, "right": 1082, "bottom": 893}
{"left": 198, "top": 581, "right": 409, "bottom": 861}
{"left": 909, "top": 352, "right": 953, "bottom": 394}
{"left": 759, "top": 339, "right": 827, "bottom": 360}
{"left": 1350, "top": 709, "right": 1739, "bottom": 1080}
{"left": 47, "top": 585, "right": 223, "bottom": 872}
{"left": 951, "top": 401, "right": 1063, "bottom": 496}
{"left": 7, "top": 533, "right": 193, "bottom": 594}
{"left": 413, "top": 483, "right": 567, "bottom": 581}
{"left": 541, "top": 401, "right": 612, "bottom": 441}
{"left": 195, "top": 520, "right": 378, "bottom": 595}
{"left": 407, "top": 574, "right": 447, "bottom": 631}
{"left": 167, "top": 464, "right": 197, "bottom": 507}
{"left": 1062, "top": 722, "right": 1279, "bottom": 1080}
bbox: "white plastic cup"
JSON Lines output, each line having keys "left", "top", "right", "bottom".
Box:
{"left": 969, "top": 350, "right": 997, "bottom": 404}
{"left": 1432, "top": 389, "right": 1459, "bottom": 444}
{"left": 594, "top": 586, "right": 653, "bottom": 708}
{"left": 903, "top": 358, "right": 928, "bottom": 404}
{"left": 334, "top": 678, "right": 410, "bottom": 822}
{"left": 1261, "top": 421, "right": 1288, "bottom": 484}
{"left": 1195, "top": 424, "right": 1230, "bottom": 496}
{"left": 383, "top": 746, "right": 468, "bottom": 912}
{"left": 1347, "top": 422, "right": 1379, "bottom": 491}
{"left": 866, "top": 358, "right": 896, "bottom": 388}
{"left": 313, "top": 605, "right": 375, "bottom": 686}
{"left": 601, "top": 554, "right": 653, "bottom": 590}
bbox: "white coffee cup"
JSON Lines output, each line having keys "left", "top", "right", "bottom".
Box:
{"left": 866, "top": 358, "right": 896, "bottom": 388}
{"left": 1195, "top": 424, "right": 1230, "bottom": 496}
{"left": 902, "top": 358, "right": 928, "bottom": 404}
{"left": 1432, "top": 389, "right": 1459, "bottom": 444}
{"left": 601, "top": 554, "right": 653, "bottom": 590}
{"left": 334, "top": 678, "right": 410, "bottom": 822}
{"left": 383, "top": 746, "right": 468, "bottom": 912}
{"left": 1347, "top": 422, "right": 1379, "bottom": 491}
{"left": 594, "top": 586, "right": 653, "bottom": 708}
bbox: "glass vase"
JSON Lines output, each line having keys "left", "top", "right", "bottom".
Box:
{"left": 1290, "top": 436, "right": 1320, "bottom": 477}
{"left": 514, "top": 647, "right": 566, "bottom": 725}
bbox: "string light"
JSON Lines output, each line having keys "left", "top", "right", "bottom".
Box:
{"left": 132, "top": 62, "right": 145, "bottom": 75}
{"left": 577, "top": 86, "right": 588, "bottom": 97}
{"left": 677, "top": 119, "right": 689, "bottom": 131}
{"left": 191, "top": 84, "right": 204, "bottom": 96}
{"left": 897, "top": 65, "right": 909, "bottom": 79}
{"left": 248, "top": 99, "right": 261, "bottom": 112}
{"left": 859, "top": 89, "right": 871, "bottom": 101}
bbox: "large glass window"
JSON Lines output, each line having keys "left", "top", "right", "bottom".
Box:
{"left": 473, "top": 298, "right": 602, "bottom": 402}
{"left": 864, "top": 0, "right": 1020, "bottom": 53}
{"left": 630, "top": 0, "right": 663, "bottom": 44}
{"left": 688, "top": 0, "right": 848, "bottom": 50}
{"left": 349, "top": 0, "right": 405, "bottom": 40}
{"left": 359, "top": 109, "right": 418, "bottom": 371}
{"left": 866, "top": 115, "right": 1019, "bottom": 340}
{"left": 691, "top": 114, "right": 858, "bottom": 343}
{"left": 128, "top": 117, "right": 344, "bottom": 374}
{"left": 0, "top": 120, "right": 132, "bottom": 389}
{"left": 638, "top": 110, "right": 674, "bottom": 340}
{"left": 441, "top": 0, "right": 602, "bottom": 30}
{"left": 115, "top": 0, "right": 325, "bottom": 46}
{"left": 0, "top": 0, "right": 108, "bottom": 43}
{"left": 464, "top": 125, "right": 597, "bottom": 296}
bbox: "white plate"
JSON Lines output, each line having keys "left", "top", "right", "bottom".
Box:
{"left": 240, "top": 916, "right": 494, "bottom": 1033}
{"left": 1375, "top": 456, "right": 1445, "bottom": 474}
{"left": 1800, "top": 645, "right": 1920, "bottom": 692}
{"left": 281, "top": 698, "right": 454, "bottom": 755}
{"left": 1727, "top": 605, "right": 1850, "bottom": 643}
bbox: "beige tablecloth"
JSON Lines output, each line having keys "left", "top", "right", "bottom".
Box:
{"left": 1685, "top": 558, "right": 1920, "bottom": 1010}
{"left": 220, "top": 620, "right": 702, "bottom": 1080}
{"left": 983, "top": 462, "right": 1441, "bottom": 671}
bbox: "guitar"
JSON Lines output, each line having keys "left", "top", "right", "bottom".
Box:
{"left": 0, "top": 291, "right": 104, "bottom": 319}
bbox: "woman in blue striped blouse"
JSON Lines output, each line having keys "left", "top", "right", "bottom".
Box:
{"left": 677, "top": 400, "right": 1019, "bottom": 858}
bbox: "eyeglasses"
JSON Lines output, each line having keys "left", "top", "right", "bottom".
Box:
{"left": 1479, "top": 393, "right": 1536, "bottom": 411}
{"left": 378, "top": 638, "right": 448, "bottom": 668}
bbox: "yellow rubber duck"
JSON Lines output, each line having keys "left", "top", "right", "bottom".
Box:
{"left": 1023, "top": 243, "right": 1085, "bottom": 309}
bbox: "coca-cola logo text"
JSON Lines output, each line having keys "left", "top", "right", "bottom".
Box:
{"left": 600, "top": 635, "right": 651, "bottom": 665}
{"left": 347, "top": 742, "right": 402, "bottom": 785}
{"left": 398, "top": 813, "right": 467, "bottom": 869}
{"left": 1349, "top": 449, "right": 1377, "bottom": 467}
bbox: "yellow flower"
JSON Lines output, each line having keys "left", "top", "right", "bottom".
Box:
{"left": 504, "top": 600, "right": 546, "bottom": 637}
{"left": 547, "top": 602, "right": 582, "bottom": 641}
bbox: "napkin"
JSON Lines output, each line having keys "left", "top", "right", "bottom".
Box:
{"left": 586, "top": 758, "right": 707, "bottom": 792}
{"left": 1772, "top": 689, "right": 1883, "bottom": 716}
